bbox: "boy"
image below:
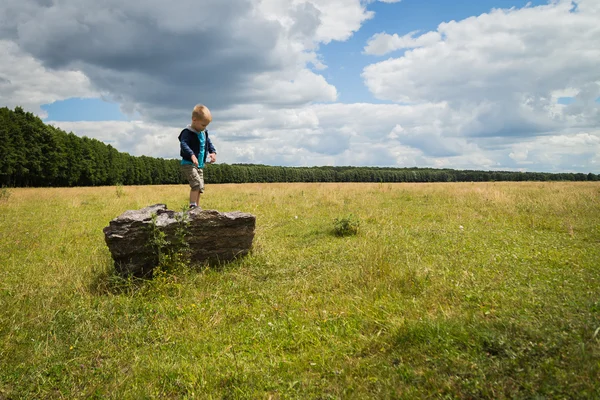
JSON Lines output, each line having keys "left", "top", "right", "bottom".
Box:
{"left": 179, "top": 104, "right": 217, "bottom": 209}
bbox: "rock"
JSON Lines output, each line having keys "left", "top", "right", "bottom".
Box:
{"left": 103, "top": 204, "right": 256, "bottom": 276}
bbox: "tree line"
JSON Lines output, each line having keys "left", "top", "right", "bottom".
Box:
{"left": 1, "top": 106, "right": 597, "bottom": 188}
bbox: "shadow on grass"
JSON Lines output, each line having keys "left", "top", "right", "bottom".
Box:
{"left": 354, "top": 317, "right": 599, "bottom": 398}
{"left": 88, "top": 264, "right": 151, "bottom": 296}
{"left": 88, "top": 257, "right": 238, "bottom": 297}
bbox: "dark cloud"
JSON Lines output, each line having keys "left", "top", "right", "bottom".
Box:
{"left": 0, "top": 0, "right": 336, "bottom": 124}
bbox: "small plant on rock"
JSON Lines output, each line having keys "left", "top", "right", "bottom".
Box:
{"left": 147, "top": 209, "right": 191, "bottom": 275}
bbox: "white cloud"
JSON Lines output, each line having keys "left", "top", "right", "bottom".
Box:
{"left": 364, "top": 30, "right": 441, "bottom": 55}
{"left": 506, "top": 131, "right": 600, "bottom": 170}
{"left": 48, "top": 101, "right": 600, "bottom": 173}
{"left": 0, "top": 40, "right": 95, "bottom": 117}
{"left": 45, "top": 120, "right": 181, "bottom": 159}
{"left": 257, "top": 0, "right": 374, "bottom": 43}
{"left": 509, "top": 147, "right": 529, "bottom": 163}
{"left": 362, "top": 0, "right": 600, "bottom": 143}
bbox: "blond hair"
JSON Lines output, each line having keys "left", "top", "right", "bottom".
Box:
{"left": 192, "top": 104, "right": 212, "bottom": 121}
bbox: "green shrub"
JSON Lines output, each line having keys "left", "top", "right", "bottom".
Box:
{"left": 333, "top": 214, "right": 360, "bottom": 236}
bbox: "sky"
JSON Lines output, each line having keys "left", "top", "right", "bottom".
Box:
{"left": 1, "top": 0, "right": 599, "bottom": 173}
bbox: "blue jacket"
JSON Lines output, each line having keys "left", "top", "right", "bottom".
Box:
{"left": 178, "top": 128, "right": 216, "bottom": 163}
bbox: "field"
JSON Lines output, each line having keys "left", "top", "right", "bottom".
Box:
{"left": 1, "top": 182, "right": 599, "bottom": 399}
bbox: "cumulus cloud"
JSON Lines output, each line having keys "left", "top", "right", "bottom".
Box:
{"left": 505, "top": 131, "right": 600, "bottom": 171}
{"left": 362, "top": 0, "right": 600, "bottom": 104}
{"left": 49, "top": 100, "right": 600, "bottom": 173}
{"left": 361, "top": 0, "right": 600, "bottom": 151}
{"left": 0, "top": 0, "right": 381, "bottom": 124}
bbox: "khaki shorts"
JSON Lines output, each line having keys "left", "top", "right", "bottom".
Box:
{"left": 181, "top": 164, "right": 204, "bottom": 193}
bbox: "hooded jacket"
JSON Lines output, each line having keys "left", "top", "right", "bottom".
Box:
{"left": 178, "top": 127, "right": 216, "bottom": 164}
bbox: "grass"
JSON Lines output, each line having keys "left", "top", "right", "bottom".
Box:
{"left": 0, "top": 182, "right": 599, "bottom": 399}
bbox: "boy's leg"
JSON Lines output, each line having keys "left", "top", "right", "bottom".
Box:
{"left": 195, "top": 169, "right": 205, "bottom": 206}
{"left": 182, "top": 164, "right": 202, "bottom": 207}
{"left": 190, "top": 189, "right": 200, "bottom": 204}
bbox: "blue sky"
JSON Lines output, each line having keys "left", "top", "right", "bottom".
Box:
{"left": 2, "top": 0, "right": 599, "bottom": 172}
{"left": 42, "top": 98, "right": 128, "bottom": 121}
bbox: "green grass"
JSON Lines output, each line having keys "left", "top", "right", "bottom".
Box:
{"left": 1, "top": 182, "right": 599, "bottom": 399}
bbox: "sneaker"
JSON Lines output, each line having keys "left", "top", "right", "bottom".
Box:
{"left": 189, "top": 204, "right": 197, "bottom": 209}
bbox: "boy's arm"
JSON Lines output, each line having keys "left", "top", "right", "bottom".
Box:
{"left": 180, "top": 131, "right": 194, "bottom": 156}
{"left": 207, "top": 133, "right": 217, "bottom": 162}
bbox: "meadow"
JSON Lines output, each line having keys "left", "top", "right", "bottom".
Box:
{"left": 0, "top": 182, "right": 599, "bottom": 399}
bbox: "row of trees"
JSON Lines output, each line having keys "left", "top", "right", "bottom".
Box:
{"left": 204, "top": 164, "right": 597, "bottom": 184}
{"left": 1, "top": 106, "right": 597, "bottom": 188}
{"left": 1, "top": 107, "right": 184, "bottom": 187}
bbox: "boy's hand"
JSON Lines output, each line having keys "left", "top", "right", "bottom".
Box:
{"left": 209, "top": 153, "right": 217, "bottom": 163}
{"left": 191, "top": 155, "right": 199, "bottom": 167}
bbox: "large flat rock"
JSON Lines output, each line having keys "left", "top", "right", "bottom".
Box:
{"left": 103, "top": 204, "right": 256, "bottom": 276}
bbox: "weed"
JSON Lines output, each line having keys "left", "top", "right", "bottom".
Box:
{"left": 147, "top": 209, "right": 191, "bottom": 275}
{"left": 148, "top": 212, "right": 169, "bottom": 269}
{"left": 115, "top": 182, "right": 125, "bottom": 198}
{"left": 172, "top": 208, "right": 191, "bottom": 266}
{"left": 0, "top": 186, "right": 11, "bottom": 202}
{"left": 333, "top": 213, "right": 360, "bottom": 236}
